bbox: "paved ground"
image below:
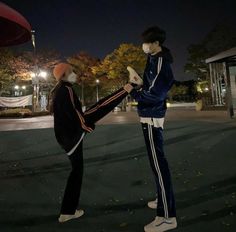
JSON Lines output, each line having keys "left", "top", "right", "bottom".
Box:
{"left": 0, "top": 108, "right": 234, "bottom": 131}
{"left": 0, "top": 109, "right": 236, "bottom": 232}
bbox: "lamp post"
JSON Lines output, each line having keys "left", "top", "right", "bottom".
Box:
{"left": 31, "top": 29, "right": 37, "bottom": 113}
{"left": 14, "top": 85, "right": 19, "bottom": 96}
{"left": 31, "top": 70, "right": 47, "bottom": 112}
{"left": 22, "top": 85, "right": 26, "bottom": 96}
{"left": 31, "top": 71, "right": 38, "bottom": 112}
{"left": 96, "top": 79, "right": 100, "bottom": 102}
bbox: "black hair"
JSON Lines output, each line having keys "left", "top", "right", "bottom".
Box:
{"left": 142, "top": 26, "right": 166, "bottom": 44}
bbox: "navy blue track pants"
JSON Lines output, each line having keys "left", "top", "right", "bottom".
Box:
{"left": 141, "top": 123, "right": 176, "bottom": 218}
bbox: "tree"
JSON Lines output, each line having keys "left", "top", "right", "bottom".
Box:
{"left": 92, "top": 43, "right": 146, "bottom": 87}
{"left": 92, "top": 43, "right": 146, "bottom": 110}
{"left": 169, "top": 84, "right": 188, "bottom": 96}
{"left": 11, "top": 50, "right": 60, "bottom": 83}
{"left": 0, "top": 48, "right": 60, "bottom": 96}
{"left": 67, "top": 52, "right": 100, "bottom": 106}
{"left": 168, "top": 80, "right": 197, "bottom": 102}
{"left": 185, "top": 24, "right": 236, "bottom": 81}
{"left": 0, "top": 48, "right": 16, "bottom": 94}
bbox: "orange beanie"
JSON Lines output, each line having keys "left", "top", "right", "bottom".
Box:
{"left": 53, "top": 63, "right": 72, "bottom": 81}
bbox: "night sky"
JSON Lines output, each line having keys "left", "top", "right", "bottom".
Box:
{"left": 2, "top": 0, "right": 236, "bottom": 80}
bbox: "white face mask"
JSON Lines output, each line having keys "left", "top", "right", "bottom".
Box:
{"left": 67, "top": 72, "right": 77, "bottom": 83}
{"left": 142, "top": 42, "right": 161, "bottom": 55}
{"left": 142, "top": 43, "right": 153, "bottom": 54}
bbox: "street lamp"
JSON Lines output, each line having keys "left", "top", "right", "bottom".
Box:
{"left": 14, "top": 85, "right": 19, "bottom": 96}
{"left": 22, "top": 85, "right": 26, "bottom": 96}
{"left": 40, "top": 71, "right": 47, "bottom": 79}
{"left": 96, "top": 79, "right": 100, "bottom": 102}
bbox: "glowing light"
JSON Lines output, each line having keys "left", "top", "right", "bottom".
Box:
{"left": 30, "top": 72, "right": 36, "bottom": 78}
{"left": 39, "top": 71, "right": 47, "bottom": 78}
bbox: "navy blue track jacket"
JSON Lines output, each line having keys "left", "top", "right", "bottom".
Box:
{"left": 130, "top": 47, "right": 175, "bottom": 118}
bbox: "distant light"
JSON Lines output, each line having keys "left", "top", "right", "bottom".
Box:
{"left": 96, "top": 79, "right": 100, "bottom": 84}
{"left": 204, "top": 87, "right": 209, "bottom": 91}
{"left": 167, "top": 102, "right": 171, "bottom": 108}
{"left": 14, "top": 85, "right": 19, "bottom": 90}
{"left": 31, "top": 30, "right": 36, "bottom": 48}
{"left": 30, "top": 72, "right": 36, "bottom": 78}
{"left": 22, "top": 86, "right": 26, "bottom": 90}
{"left": 40, "top": 71, "right": 47, "bottom": 78}
{"left": 30, "top": 71, "right": 47, "bottom": 78}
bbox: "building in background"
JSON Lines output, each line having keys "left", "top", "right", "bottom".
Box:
{"left": 206, "top": 47, "right": 236, "bottom": 118}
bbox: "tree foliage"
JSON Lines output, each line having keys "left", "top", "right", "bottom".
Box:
{"left": 0, "top": 48, "right": 16, "bottom": 90}
{"left": 168, "top": 80, "right": 198, "bottom": 102}
{"left": 169, "top": 84, "right": 189, "bottom": 96}
{"left": 67, "top": 52, "right": 99, "bottom": 86}
{"left": 92, "top": 43, "right": 146, "bottom": 89}
{"left": 12, "top": 50, "right": 60, "bottom": 82}
{"left": 185, "top": 24, "right": 236, "bottom": 81}
{"left": 67, "top": 52, "right": 100, "bottom": 106}
{"left": 0, "top": 48, "right": 60, "bottom": 95}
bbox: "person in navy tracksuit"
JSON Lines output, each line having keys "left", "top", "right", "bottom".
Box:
{"left": 50, "top": 63, "right": 142, "bottom": 223}
{"left": 129, "top": 26, "right": 177, "bottom": 232}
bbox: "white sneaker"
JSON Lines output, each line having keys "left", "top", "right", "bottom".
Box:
{"left": 144, "top": 217, "right": 177, "bottom": 232}
{"left": 127, "top": 66, "right": 143, "bottom": 85}
{"left": 58, "top": 209, "right": 84, "bottom": 223}
{"left": 148, "top": 198, "right": 158, "bottom": 209}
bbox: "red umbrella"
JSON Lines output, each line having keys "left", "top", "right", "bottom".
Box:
{"left": 0, "top": 2, "right": 32, "bottom": 47}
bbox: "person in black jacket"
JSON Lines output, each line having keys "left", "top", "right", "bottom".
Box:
{"left": 128, "top": 26, "right": 177, "bottom": 232}
{"left": 51, "top": 63, "right": 142, "bottom": 223}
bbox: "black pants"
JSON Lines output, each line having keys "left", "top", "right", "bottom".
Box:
{"left": 60, "top": 87, "right": 128, "bottom": 214}
{"left": 61, "top": 142, "right": 84, "bottom": 214}
{"left": 142, "top": 123, "right": 176, "bottom": 218}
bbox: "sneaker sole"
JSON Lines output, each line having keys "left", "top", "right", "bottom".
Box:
{"left": 58, "top": 210, "right": 84, "bottom": 223}
{"left": 144, "top": 225, "right": 177, "bottom": 232}
{"left": 147, "top": 203, "right": 157, "bottom": 209}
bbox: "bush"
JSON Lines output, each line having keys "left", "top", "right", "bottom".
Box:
{"left": 0, "top": 108, "right": 32, "bottom": 118}
{"left": 0, "top": 108, "right": 50, "bottom": 118}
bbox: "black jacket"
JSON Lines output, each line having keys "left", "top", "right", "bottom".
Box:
{"left": 52, "top": 81, "right": 94, "bottom": 152}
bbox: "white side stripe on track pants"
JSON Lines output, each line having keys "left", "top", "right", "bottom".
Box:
{"left": 147, "top": 124, "right": 169, "bottom": 218}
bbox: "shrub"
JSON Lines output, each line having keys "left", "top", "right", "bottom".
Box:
{"left": 0, "top": 108, "right": 50, "bottom": 118}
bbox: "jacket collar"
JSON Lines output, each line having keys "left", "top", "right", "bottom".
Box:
{"left": 61, "top": 80, "right": 73, "bottom": 87}
{"left": 148, "top": 46, "right": 173, "bottom": 63}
